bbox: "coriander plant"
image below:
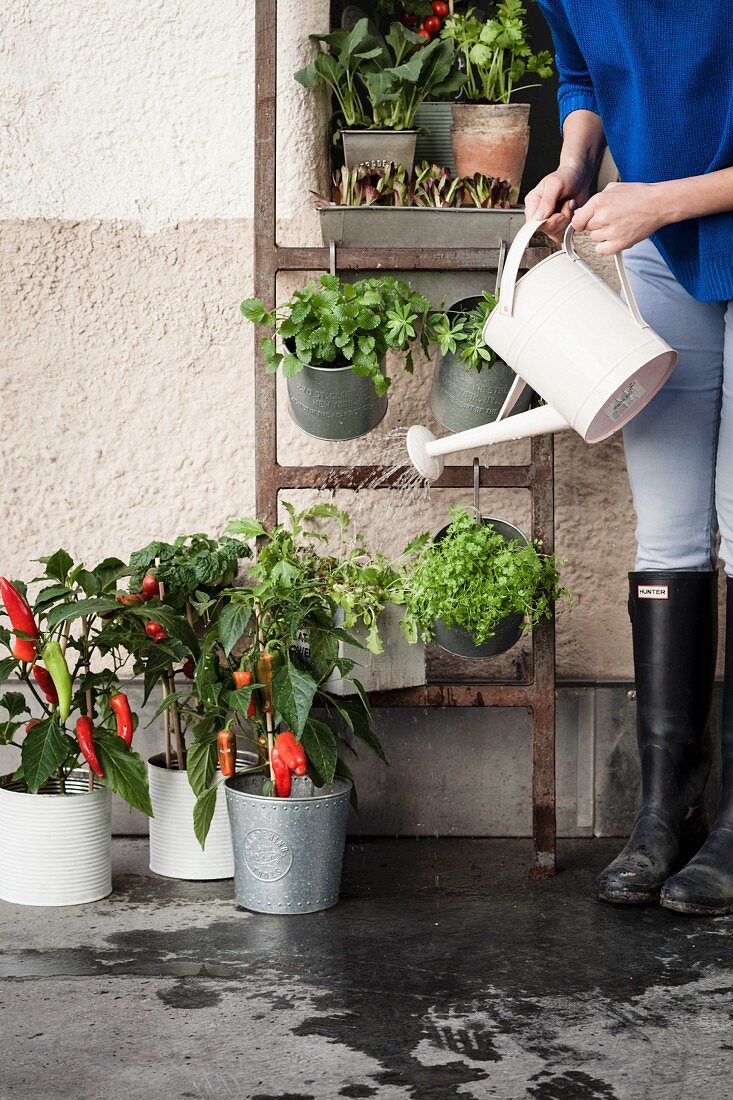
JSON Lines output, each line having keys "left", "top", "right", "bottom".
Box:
{"left": 440, "top": 2, "right": 553, "bottom": 104}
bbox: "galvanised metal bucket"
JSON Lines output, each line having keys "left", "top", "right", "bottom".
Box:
{"left": 225, "top": 774, "right": 351, "bottom": 914}
{"left": 0, "top": 771, "right": 111, "bottom": 906}
{"left": 148, "top": 750, "right": 258, "bottom": 881}
{"left": 342, "top": 129, "right": 418, "bottom": 177}
{"left": 429, "top": 295, "right": 533, "bottom": 432}
{"left": 432, "top": 517, "right": 527, "bottom": 660}
{"left": 286, "top": 360, "right": 387, "bottom": 441}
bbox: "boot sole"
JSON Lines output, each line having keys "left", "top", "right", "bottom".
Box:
{"left": 597, "top": 885, "right": 661, "bottom": 906}
{"left": 660, "top": 896, "right": 733, "bottom": 917}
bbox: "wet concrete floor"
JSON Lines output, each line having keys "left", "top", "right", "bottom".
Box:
{"left": 0, "top": 838, "right": 731, "bottom": 1099}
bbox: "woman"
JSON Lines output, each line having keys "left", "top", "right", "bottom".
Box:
{"left": 526, "top": 1, "right": 733, "bottom": 915}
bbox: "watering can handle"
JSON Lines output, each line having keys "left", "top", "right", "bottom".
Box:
{"left": 497, "top": 218, "right": 649, "bottom": 330}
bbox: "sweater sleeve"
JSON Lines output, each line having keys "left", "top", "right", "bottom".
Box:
{"left": 537, "top": 0, "right": 599, "bottom": 128}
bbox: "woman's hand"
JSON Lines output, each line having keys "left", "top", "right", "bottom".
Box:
{"left": 572, "top": 181, "right": 670, "bottom": 254}
{"left": 524, "top": 165, "right": 591, "bottom": 243}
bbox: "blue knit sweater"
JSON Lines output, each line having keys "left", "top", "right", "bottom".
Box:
{"left": 537, "top": 0, "right": 733, "bottom": 302}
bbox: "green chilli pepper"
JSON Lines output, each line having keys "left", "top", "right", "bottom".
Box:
{"left": 42, "top": 641, "right": 72, "bottom": 723}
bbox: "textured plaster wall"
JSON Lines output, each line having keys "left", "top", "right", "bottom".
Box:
{"left": 0, "top": 0, "right": 691, "bottom": 680}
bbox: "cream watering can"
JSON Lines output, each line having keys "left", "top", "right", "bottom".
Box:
{"left": 407, "top": 218, "right": 678, "bottom": 480}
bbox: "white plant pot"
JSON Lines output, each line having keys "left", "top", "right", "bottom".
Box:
{"left": 148, "top": 752, "right": 257, "bottom": 880}
{"left": 327, "top": 604, "right": 425, "bottom": 695}
{"left": 0, "top": 771, "right": 112, "bottom": 906}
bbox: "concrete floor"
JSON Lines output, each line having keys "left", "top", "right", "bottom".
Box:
{"left": 0, "top": 840, "right": 732, "bottom": 1100}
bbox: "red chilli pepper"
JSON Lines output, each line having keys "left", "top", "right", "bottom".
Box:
{"left": 75, "top": 716, "right": 104, "bottom": 778}
{"left": 32, "top": 664, "right": 59, "bottom": 705}
{"left": 275, "top": 730, "right": 307, "bottom": 777}
{"left": 110, "top": 693, "right": 134, "bottom": 748}
{"left": 25, "top": 719, "right": 39, "bottom": 734}
{"left": 13, "top": 638, "right": 37, "bottom": 663}
{"left": 1, "top": 578, "right": 39, "bottom": 662}
{"left": 233, "top": 669, "right": 256, "bottom": 718}
{"left": 181, "top": 657, "right": 195, "bottom": 680}
{"left": 271, "top": 747, "right": 292, "bottom": 799}
{"left": 217, "top": 729, "right": 237, "bottom": 777}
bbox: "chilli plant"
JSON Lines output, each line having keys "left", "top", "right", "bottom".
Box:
{"left": 0, "top": 553, "right": 153, "bottom": 813}
{"left": 241, "top": 274, "right": 446, "bottom": 397}
{"left": 120, "top": 532, "right": 250, "bottom": 774}
{"left": 186, "top": 504, "right": 390, "bottom": 847}
{"left": 440, "top": 1, "right": 553, "bottom": 103}
{"left": 399, "top": 506, "right": 570, "bottom": 645}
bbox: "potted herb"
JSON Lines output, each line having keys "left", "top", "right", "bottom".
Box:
{"left": 400, "top": 506, "right": 568, "bottom": 659}
{"left": 123, "top": 532, "right": 257, "bottom": 881}
{"left": 0, "top": 554, "right": 153, "bottom": 906}
{"left": 189, "top": 505, "right": 389, "bottom": 915}
{"left": 295, "top": 19, "right": 465, "bottom": 177}
{"left": 241, "top": 274, "right": 442, "bottom": 441}
{"left": 440, "top": 2, "right": 553, "bottom": 188}
{"left": 429, "top": 291, "right": 533, "bottom": 431}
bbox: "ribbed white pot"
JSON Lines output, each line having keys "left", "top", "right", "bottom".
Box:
{"left": 0, "top": 772, "right": 112, "bottom": 906}
{"left": 148, "top": 754, "right": 249, "bottom": 880}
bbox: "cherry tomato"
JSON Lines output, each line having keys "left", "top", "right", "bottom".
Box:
{"left": 400, "top": 10, "right": 417, "bottom": 25}
{"left": 423, "top": 15, "right": 441, "bottom": 32}
{"left": 417, "top": 28, "right": 431, "bottom": 42}
{"left": 432, "top": 2, "right": 449, "bottom": 16}
{"left": 181, "top": 657, "right": 195, "bottom": 679}
{"left": 142, "top": 573, "right": 159, "bottom": 600}
{"left": 116, "top": 592, "right": 145, "bottom": 607}
{"left": 145, "top": 620, "right": 164, "bottom": 638}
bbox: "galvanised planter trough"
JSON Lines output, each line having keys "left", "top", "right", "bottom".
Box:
{"left": 0, "top": 771, "right": 112, "bottom": 906}
{"left": 430, "top": 295, "right": 534, "bottom": 433}
{"left": 225, "top": 774, "right": 352, "bottom": 914}
{"left": 342, "top": 129, "right": 418, "bottom": 177}
{"left": 286, "top": 360, "right": 387, "bottom": 441}
{"left": 432, "top": 517, "right": 528, "bottom": 660}
{"left": 319, "top": 205, "right": 525, "bottom": 250}
{"left": 148, "top": 750, "right": 258, "bottom": 881}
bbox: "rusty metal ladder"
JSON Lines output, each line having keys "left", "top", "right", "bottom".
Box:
{"left": 252, "top": 0, "right": 557, "bottom": 875}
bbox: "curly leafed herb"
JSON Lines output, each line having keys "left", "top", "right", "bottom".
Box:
{"left": 400, "top": 506, "right": 570, "bottom": 644}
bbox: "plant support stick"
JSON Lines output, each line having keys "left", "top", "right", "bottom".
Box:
{"left": 80, "top": 616, "right": 95, "bottom": 792}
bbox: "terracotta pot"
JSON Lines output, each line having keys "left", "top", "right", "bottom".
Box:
{"left": 451, "top": 103, "right": 530, "bottom": 190}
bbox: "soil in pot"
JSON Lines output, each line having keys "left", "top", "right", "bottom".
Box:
{"left": 225, "top": 774, "right": 351, "bottom": 914}
{"left": 429, "top": 295, "right": 534, "bottom": 432}
{"left": 148, "top": 751, "right": 257, "bottom": 881}
{"left": 286, "top": 359, "right": 388, "bottom": 441}
{"left": 0, "top": 771, "right": 112, "bottom": 906}
{"left": 432, "top": 517, "right": 528, "bottom": 660}
{"left": 451, "top": 103, "right": 530, "bottom": 191}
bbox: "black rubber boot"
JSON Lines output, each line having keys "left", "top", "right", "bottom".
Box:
{"left": 596, "top": 571, "right": 717, "bottom": 905}
{"left": 661, "top": 577, "right": 733, "bottom": 916}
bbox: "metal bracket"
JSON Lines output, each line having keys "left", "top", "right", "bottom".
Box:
{"left": 494, "top": 239, "right": 508, "bottom": 297}
{"left": 473, "top": 456, "right": 481, "bottom": 521}
{"left": 329, "top": 239, "right": 337, "bottom": 277}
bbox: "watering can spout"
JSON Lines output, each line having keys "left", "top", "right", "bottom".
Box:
{"left": 407, "top": 404, "right": 570, "bottom": 481}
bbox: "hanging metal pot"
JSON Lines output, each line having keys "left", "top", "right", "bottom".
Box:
{"left": 429, "top": 295, "right": 533, "bottom": 432}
